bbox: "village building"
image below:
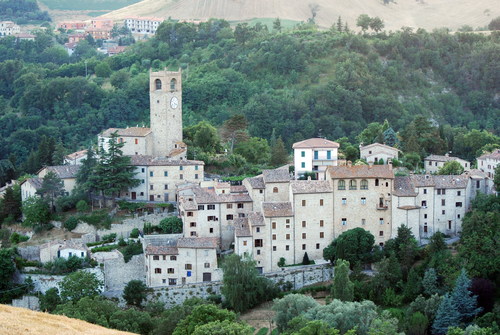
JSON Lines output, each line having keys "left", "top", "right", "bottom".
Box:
{"left": 292, "top": 138, "right": 339, "bottom": 180}
{"left": 86, "top": 27, "right": 112, "bottom": 40}
{"left": 89, "top": 19, "right": 114, "bottom": 29}
{"left": 0, "top": 21, "right": 20, "bottom": 36}
{"left": 40, "top": 240, "right": 89, "bottom": 263}
{"left": 64, "top": 149, "right": 88, "bottom": 165}
{"left": 57, "top": 22, "right": 86, "bottom": 30}
{"left": 20, "top": 165, "right": 80, "bottom": 202}
{"left": 477, "top": 149, "right": 500, "bottom": 181}
{"left": 424, "top": 154, "right": 470, "bottom": 174}
{"left": 359, "top": 143, "right": 401, "bottom": 164}
{"left": 143, "top": 235, "right": 220, "bottom": 287}
{"left": 12, "top": 33, "right": 35, "bottom": 41}
{"left": 125, "top": 17, "right": 163, "bottom": 36}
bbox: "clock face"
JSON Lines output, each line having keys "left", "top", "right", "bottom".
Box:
{"left": 170, "top": 96, "right": 179, "bottom": 109}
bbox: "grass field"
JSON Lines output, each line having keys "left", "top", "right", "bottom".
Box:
{"left": 229, "top": 18, "right": 302, "bottom": 30}
{"left": 39, "top": 0, "right": 141, "bottom": 11}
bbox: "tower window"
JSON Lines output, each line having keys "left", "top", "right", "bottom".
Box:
{"left": 155, "top": 79, "right": 162, "bottom": 90}
{"left": 170, "top": 78, "right": 176, "bottom": 90}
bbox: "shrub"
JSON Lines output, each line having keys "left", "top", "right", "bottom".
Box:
{"left": 130, "top": 228, "right": 140, "bottom": 238}
{"left": 64, "top": 216, "right": 79, "bottom": 231}
{"left": 9, "top": 232, "right": 29, "bottom": 244}
{"left": 102, "top": 233, "right": 117, "bottom": 243}
{"left": 34, "top": 223, "right": 54, "bottom": 234}
{"left": 76, "top": 200, "right": 89, "bottom": 212}
{"left": 118, "top": 237, "right": 127, "bottom": 246}
{"left": 278, "top": 257, "right": 286, "bottom": 267}
{"left": 122, "top": 241, "right": 143, "bottom": 263}
{"left": 91, "top": 245, "right": 118, "bottom": 252}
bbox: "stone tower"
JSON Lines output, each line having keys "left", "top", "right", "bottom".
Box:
{"left": 149, "top": 69, "right": 183, "bottom": 157}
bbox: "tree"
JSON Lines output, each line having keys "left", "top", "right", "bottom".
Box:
{"left": 406, "top": 312, "right": 428, "bottom": 335}
{"left": 272, "top": 294, "right": 319, "bottom": 332}
{"left": 185, "top": 121, "right": 221, "bottom": 154}
{"left": 493, "top": 165, "right": 500, "bottom": 191}
{"left": 0, "top": 248, "right": 16, "bottom": 291}
{"left": 384, "top": 226, "right": 418, "bottom": 279}
{"left": 403, "top": 267, "right": 422, "bottom": 302}
{"left": 368, "top": 310, "right": 402, "bottom": 335}
{"left": 76, "top": 146, "right": 96, "bottom": 199}
{"left": 323, "top": 228, "right": 376, "bottom": 267}
{"left": 220, "top": 115, "right": 249, "bottom": 154}
{"left": 433, "top": 294, "right": 461, "bottom": 335}
{"left": 37, "top": 171, "right": 64, "bottom": 212}
{"left": 356, "top": 14, "right": 372, "bottom": 32}
{"left": 155, "top": 298, "right": 210, "bottom": 335}
{"left": 221, "top": 254, "right": 278, "bottom": 313}
{"left": 22, "top": 197, "right": 51, "bottom": 226}
{"left": 450, "top": 269, "right": 481, "bottom": 324}
{"left": 423, "top": 268, "right": 440, "bottom": 296}
{"left": 331, "top": 259, "right": 354, "bottom": 302}
{"left": 173, "top": 304, "right": 237, "bottom": 335}
{"left": 302, "top": 252, "right": 311, "bottom": 265}
{"left": 192, "top": 320, "right": 253, "bottom": 335}
{"left": 408, "top": 294, "right": 442, "bottom": 325}
{"left": 1, "top": 185, "right": 22, "bottom": 223}
{"left": 273, "top": 18, "right": 282, "bottom": 33}
{"left": 470, "top": 278, "right": 496, "bottom": 314}
{"left": 295, "top": 320, "right": 341, "bottom": 335}
{"left": 271, "top": 137, "right": 288, "bottom": 166}
{"left": 369, "top": 17, "right": 384, "bottom": 32}
{"left": 488, "top": 16, "right": 500, "bottom": 30}
{"left": 59, "top": 270, "right": 103, "bottom": 302}
{"left": 158, "top": 216, "right": 183, "bottom": 234}
{"left": 383, "top": 128, "right": 398, "bottom": 147}
{"left": 40, "top": 287, "right": 61, "bottom": 312}
{"left": 438, "top": 161, "right": 465, "bottom": 175}
{"left": 234, "top": 137, "right": 271, "bottom": 164}
{"left": 123, "top": 280, "right": 148, "bottom": 307}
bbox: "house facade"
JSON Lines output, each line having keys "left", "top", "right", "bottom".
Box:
{"left": 293, "top": 138, "right": 339, "bottom": 180}
{"left": 424, "top": 154, "right": 470, "bottom": 174}
{"left": 359, "top": 143, "right": 400, "bottom": 164}
{"left": 477, "top": 149, "right": 500, "bottom": 181}
{"left": 0, "top": 21, "right": 20, "bottom": 36}
{"left": 21, "top": 165, "right": 80, "bottom": 202}
{"left": 125, "top": 17, "right": 163, "bottom": 35}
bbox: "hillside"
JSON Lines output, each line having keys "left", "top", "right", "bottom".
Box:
{"left": 0, "top": 304, "right": 136, "bottom": 335}
{"left": 100, "top": 0, "right": 499, "bottom": 30}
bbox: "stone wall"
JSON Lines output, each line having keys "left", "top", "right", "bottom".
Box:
{"left": 17, "top": 246, "right": 40, "bottom": 261}
{"left": 11, "top": 295, "right": 40, "bottom": 311}
{"left": 18, "top": 268, "right": 104, "bottom": 294}
{"left": 265, "top": 263, "right": 333, "bottom": 290}
{"left": 103, "top": 254, "right": 145, "bottom": 292}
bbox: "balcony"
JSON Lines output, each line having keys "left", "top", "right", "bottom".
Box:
{"left": 376, "top": 204, "right": 389, "bottom": 210}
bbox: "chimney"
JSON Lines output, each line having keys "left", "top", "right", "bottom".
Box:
{"left": 388, "top": 159, "right": 393, "bottom": 170}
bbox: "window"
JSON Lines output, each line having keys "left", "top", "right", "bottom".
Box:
{"left": 207, "top": 216, "right": 216, "bottom": 221}
{"left": 190, "top": 231, "right": 197, "bottom": 236}
{"left": 185, "top": 264, "right": 192, "bottom": 270}
{"left": 362, "top": 219, "right": 366, "bottom": 225}
{"left": 190, "top": 222, "right": 196, "bottom": 227}
{"left": 243, "top": 241, "right": 247, "bottom": 246}
{"left": 338, "top": 180, "right": 346, "bottom": 190}
{"left": 302, "top": 244, "right": 306, "bottom": 250}
{"left": 316, "top": 243, "right": 320, "bottom": 249}
{"left": 428, "top": 161, "right": 432, "bottom": 166}
{"left": 302, "top": 221, "right": 306, "bottom": 228}
{"left": 154, "top": 268, "right": 161, "bottom": 274}
{"left": 442, "top": 210, "right": 446, "bottom": 215}
{"left": 226, "top": 214, "right": 234, "bottom": 220}
{"left": 169, "top": 278, "right": 177, "bottom": 286}
{"left": 207, "top": 204, "right": 215, "bottom": 210}
{"left": 141, "top": 168, "right": 145, "bottom": 173}
{"left": 375, "top": 179, "right": 379, "bottom": 186}
{"left": 379, "top": 218, "right": 384, "bottom": 225}
{"left": 162, "top": 279, "right": 166, "bottom": 284}
{"left": 150, "top": 171, "right": 154, "bottom": 177}
{"left": 320, "top": 220, "right": 324, "bottom": 227}
{"left": 153, "top": 255, "right": 159, "bottom": 260}
{"left": 204, "top": 262, "right": 210, "bottom": 268}
{"left": 341, "top": 218, "right": 347, "bottom": 226}
{"left": 286, "top": 234, "right": 290, "bottom": 240}
{"left": 195, "top": 174, "right": 198, "bottom": 179}
{"left": 187, "top": 212, "right": 193, "bottom": 217}
{"left": 272, "top": 234, "right": 276, "bottom": 240}
{"left": 209, "top": 228, "right": 214, "bottom": 233}
{"left": 314, "top": 151, "right": 318, "bottom": 159}
{"left": 237, "top": 203, "right": 244, "bottom": 209}
{"left": 327, "top": 151, "right": 332, "bottom": 160}
{"left": 302, "top": 200, "right": 306, "bottom": 206}
{"left": 155, "top": 78, "right": 162, "bottom": 90}
{"left": 360, "top": 179, "right": 368, "bottom": 190}
{"left": 441, "top": 199, "right": 445, "bottom": 206}
{"left": 421, "top": 201, "right": 427, "bottom": 208}
{"left": 195, "top": 165, "right": 199, "bottom": 170}
{"left": 301, "top": 162, "right": 305, "bottom": 168}
{"left": 272, "top": 222, "right": 276, "bottom": 229}
{"left": 164, "top": 184, "right": 168, "bottom": 190}
{"left": 320, "top": 232, "right": 324, "bottom": 238}
{"left": 135, "top": 138, "right": 139, "bottom": 145}
{"left": 255, "top": 239, "right": 263, "bottom": 247}
{"left": 256, "top": 227, "right": 260, "bottom": 233}
{"left": 448, "top": 221, "right": 452, "bottom": 230}
{"left": 273, "top": 246, "right": 276, "bottom": 251}
{"left": 259, "top": 190, "right": 263, "bottom": 194}
{"left": 423, "top": 189, "right": 427, "bottom": 194}
{"left": 424, "top": 214, "right": 427, "bottom": 219}
{"left": 238, "top": 213, "right": 245, "bottom": 218}
{"left": 273, "top": 187, "right": 278, "bottom": 193}
{"left": 301, "top": 151, "right": 305, "bottom": 157}
{"left": 179, "top": 165, "right": 183, "bottom": 171}
{"left": 170, "top": 78, "right": 176, "bottom": 90}
{"left": 457, "top": 191, "right": 461, "bottom": 196}
{"left": 379, "top": 231, "right": 384, "bottom": 236}
{"left": 320, "top": 199, "right": 324, "bottom": 206}
{"left": 361, "top": 197, "right": 366, "bottom": 205}
{"left": 476, "top": 180, "right": 480, "bottom": 188}
{"left": 150, "top": 185, "right": 154, "bottom": 190}
{"left": 170, "top": 256, "right": 177, "bottom": 261}
{"left": 286, "top": 219, "right": 290, "bottom": 223}
{"left": 342, "top": 198, "right": 347, "bottom": 205}
{"left": 257, "top": 250, "right": 261, "bottom": 255}
{"left": 198, "top": 205, "right": 205, "bottom": 210}
{"left": 180, "top": 174, "right": 183, "bottom": 180}
{"left": 167, "top": 268, "right": 174, "bottom": 274}
{"left": 349, "top": 180, "right": 357, "bottom": 190}
{"left": 286, "top": 245, "right": 290, "bottom": 251}
{"left": 458, "top": 214, "right": 461, "bottom": 219}
{"left": 227, "top": 204, "right": 233, "bottom": 209}
{"left": 456, "top": 202, "right": 462, "bottom": 207}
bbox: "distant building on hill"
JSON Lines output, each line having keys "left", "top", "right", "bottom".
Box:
{"left": 424, "top": 154, "right": 470, "bottom": 174}
{"left": 359, "top": 142, "right": 400, "bottom": 164}
{"left": 292, "top": 138, "right": 340, "bottom": 180}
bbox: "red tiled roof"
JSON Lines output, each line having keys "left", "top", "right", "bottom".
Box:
{"left": 292, "top": 138, "right": 340, "bottom": 149}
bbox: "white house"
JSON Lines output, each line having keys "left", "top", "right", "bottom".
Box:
{"left": 359, "top": 143, "right": 400, "bottom": 164}
{"left": 0, "top": 21, "right": 20, "bottom": 36}
{"left": 292, "top": 138, "right": 339, "bottom": 180}
{"left": 64, "top": 149, "right": 88, "bottom": 165}
{"left": 477, "top": 149, "right": 500, "bottom": 181}
{"left": 424, "top": 154, "right": 470, "bottom": 174}
{"left": 125, "top": 17, "right": 163, "bottom": 36}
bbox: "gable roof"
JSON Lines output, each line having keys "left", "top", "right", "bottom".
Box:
{"left": 328, "top": 165, "right": 394, "bottom": 179}
{"left": 234, "top": 218, "right": 251, "bottom": 237}
{"left": 262, "top": 168, "right": 291, "bottom": 183}
{"left": 360, "top": 142, "right": 400, "bottom": 152}
{"left": 45, "top": 165, "right": 81, "bottom": 179}
{"left": 424, "top": 154, "right": 469, "bottom": 163}
{"left": 177, "top": 237, "right": 218, "bottom": 249}
{"left": 478, "top": 149, "right": 500, "bottom": 161}
{"left": 290, "top": 180, "right": 332, "bottom": 194}
{"left": 292, "top": 138, "right": 340, "bottom": 149}
{"left": 22, "top": 178, "right": 43, "bottom": 190}
{"left": 130, "top": 155, "right": 204, "bottom": 166}
{"left": 262, "top": 202, "right": 293, "bottom": 217}
{"left": 393, "top": 176, "right": 418, "bottom": 197}
{"left": 100, "top": 127, "right": 152, "bottom": 137}
{"left": 65, "top": 149, "right": 88, "bottom": 161}
{"left": 246, "top": 176, "right": 265, "bottom": 189}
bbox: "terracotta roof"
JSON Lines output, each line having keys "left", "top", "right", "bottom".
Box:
{"left": 177, "top": 237, "right": 218, "bottom": 249}
{"left": 360, "top": 142, "right": 400, "bottom": 152}
{"left": 234, "top": 218, "right": 251, "bottom": 237}
{"left": 292, "top": 138, "right": 340, "bottom": 149}
{"left": 65, "top": 149, "right": 88, "bottom": 160}
{"left": 145, "top": 245, "right": 178, "bottom": 255}
{"left": 424, "top": 154, "right": 468, "bottom": 163}
{"left": 248, "top": 212, "right": 265, "bottom": 226}
{"left": 262, "top": 202, "right": 293, "bottom": 217}
{"left": 393, "top": 176, "right": 418, "bottom": 197}
{"left": 478, "top": 149, "right": 500, "bottom": 161}
{"left": 45, "top": 165, "right": 81, "bottom": 179}
{"left": 290, "top": 180, "right": 332, "bottom": 194}
{"left": 328, "top": 165, "right": 394, "bottom": 179}
{"left": 262, "top": 168, "right": 291, "bottom": 183}
{"left": 189, "top": 186, "right": 252, "bottom": 204}
{"left": 246, "top": 176, "right": 265, "bottom": 189}
{"left": 130, "top": 155, "right": 204, "bottom": 166}
{"left": 100, "top": 127, "right": 152, "bottom": 137}
{"left": 168, "top": 147, "right": 187, "bottom": 157}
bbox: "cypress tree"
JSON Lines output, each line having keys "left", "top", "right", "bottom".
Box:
{"left": 302, "top": 252, "right": 310, "bottom": 265}
{"left": 332, "top": 259, "right": 354, "bottom": 301}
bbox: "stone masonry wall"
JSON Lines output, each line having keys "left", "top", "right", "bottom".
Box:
{"left": 18, "top": 268, "right": 104, "bottom": 294}
{"left": 11, "top": 295, "right": 40, "bottom": 311}
{"left": 103, "top": 254, "right": 145, "bottom": 292}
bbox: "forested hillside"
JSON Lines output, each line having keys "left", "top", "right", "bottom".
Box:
{"left": 0, "top": 20, "right": 499, "bottom": 180}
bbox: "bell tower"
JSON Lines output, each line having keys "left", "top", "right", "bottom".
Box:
{"left": 149, "top": 69, "right": 183, "bottom": 157}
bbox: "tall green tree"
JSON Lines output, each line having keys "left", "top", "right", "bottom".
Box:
{"left": 37, "top": 171, "right": 64, "bottom": 212}
{"left": 272, "top": 294, "right": 319, "bottom": 332}
{"left": 323, "top": 228, "right": 377, "bottom": 267}
{"left": 22, "top": 197, "right": 51, "bottom": 226}
{"left": 123, "top": 280, "right": 147, "bottom": 307}
{"left": 1, "top": 185, "right": 22, "bottom": 223}
{"left": 422, "top": 268, "right": 440, "bottom": 296}
{"left": 59, "top": 270, "right": 103, "bottom": 302}
{"left": 271, "top": 136, "right": 289, "bottom": 166}
{"left": 437, "top": 161, "right": 465, "bottom": 175}
{"left": 332, "top": 259, "right": 354, "bottom": 302}
{"left": 450, "top": 269, "right": 481, "bottom": 324}
{"left": 433, "top": 294, "right": 461, "bottom": 335}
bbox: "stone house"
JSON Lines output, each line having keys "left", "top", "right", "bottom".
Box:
{"left": 64, "top": 149, "right": 88, "bottom": 165}
{"left": 20, "top": 165, "right": 80, "bottom": 202}
{"left": 40, "top": 240, "right": 89, "bottom": 263}
{"left": 293, "top": 138, "right": 340, "bottom": 180}
{"left": 424, "top": 154, "right": 470, "bottom": 174}
{"left": 359, "top": 143, "right": 401, "bottom": 164}
{"left": 477, "top": 149, "right": 500, "bottom": 181}
{"left": 143, "top": 235, "right": 220, "bottom": 287}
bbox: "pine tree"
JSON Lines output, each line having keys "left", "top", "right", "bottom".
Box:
{"left": 24, "top": 150, "right": 40, "bottom": 174}
{"left": 332, "top": 259, "right": 354, "bottom": 301}
{"left": 403, "top": 267, "right": 422, "bottom": 302}
{"left": 37, "top": 136, "right": 56, "bottom": 167}
{"left": 432, "top": 294, "right": 460, "bottom": 335}
{"left": 37, "top": 171, "right": 64, "bottom": 212}
{"left": 422, "top": 268, "right": 439, "bottom": 296}
{"left": 337, "top": 16, "right": 343, "bottom": 32}
{"left": 52, "top": 143, "right": 66, "bottom": 165}
{"left": 383, "top": 127, "right": 399, "bottom": 147}
{"left": 451, "top": 269, "right": 481, "bottom": 324}
{"left": 302, "top": 252, "right": 310, "bottom": 265}
{"left": 271, "top": 137, "right": 288, "bottom": 166}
